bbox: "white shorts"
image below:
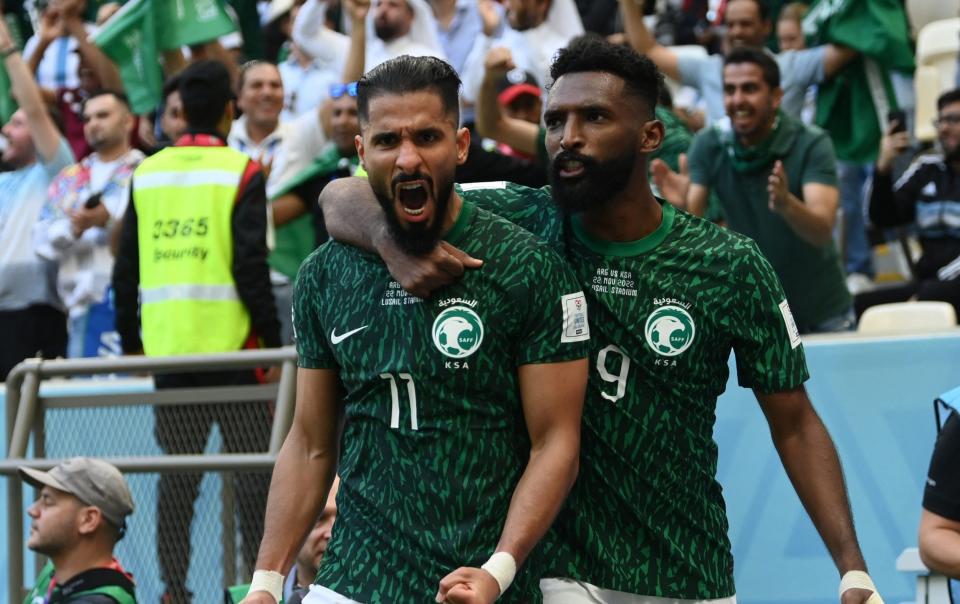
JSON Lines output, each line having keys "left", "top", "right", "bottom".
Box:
{"left": 300, "top": 584, "right": 364, "bottom": 604}
{"left": 540, "top": 578, "right": 738, "bottom": 604}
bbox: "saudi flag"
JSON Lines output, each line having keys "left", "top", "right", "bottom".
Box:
{"left": 802, "top": 0, "right": 915, "bottom": 164}
{"left": 155, "top": 0, "right": 238, "bottom": 50}
{"left": 91, "top": 0, "right": 163, "bottom": 114}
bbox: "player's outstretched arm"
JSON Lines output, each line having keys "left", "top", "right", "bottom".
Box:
{"left": 241, "top": 368, "right": 343, "bottom": 604}
{"left": 319, "top": 178, "right": 482, "bottom": 298}
{"left": 756, "top": 386, "right": 881, "bottom": 604}
{"left": 437, "top": 359, "right": 587, "bottom": 604}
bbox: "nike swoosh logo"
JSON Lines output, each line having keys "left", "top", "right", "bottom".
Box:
{"left": 330, "top": 325, "right": 368, "bottom": 345}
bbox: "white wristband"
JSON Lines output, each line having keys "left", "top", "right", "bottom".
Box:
{"left": 481, "top": 551, "right": 517, "bottom": 597}
{"left": 840, "top": 571, "right": 884, "bottom": 604}
{"left": 249, "top": 569, "right": 284, "bottom": 602}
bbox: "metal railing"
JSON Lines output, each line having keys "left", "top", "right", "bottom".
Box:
{"left": 2, "top": 347, "right": 299, "bottom": 603}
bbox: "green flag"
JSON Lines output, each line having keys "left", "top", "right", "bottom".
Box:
{"left": 156, "top": 0, "right": 238, "bottom": 50}
{"left": 802, "top": 0, "right": 915, "bottom": 164}
{"left": 0, "top": 14, "right": 24, "bottom": 123}
{"left": 92, "top": 0, "right": 163, "bottom": 114}
{"left": 0, "top": 65, "right": 16, "bottom": 124}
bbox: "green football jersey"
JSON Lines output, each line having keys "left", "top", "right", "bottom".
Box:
{"left": 292, "top": 198, "right": 589, "bottom": 603}
{"left": 461, "top": 182, "right": 809, "bottom": 599}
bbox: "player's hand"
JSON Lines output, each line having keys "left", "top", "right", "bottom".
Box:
{"left": 436, "top": 567, "right": 501, "bottom": 604}
{"left": 841, "top": 587, "right": 881, "bottom": 604}
{"left": 239, "top": 590, "right": 278, "bottom": 604}
{"left": 483, "top": 47, "right": 515, "bottom": 81}
{"left": 384, "top": 240, "right": 483, "bottom": 300}
{"left": 767, "top": 160, "right": 791, "bottom": 213}
{"left": 650, "top": 153, "right": 690, "bottom": 208}
{"left": 477, "top": 0, "right": 500, "bottom": 37}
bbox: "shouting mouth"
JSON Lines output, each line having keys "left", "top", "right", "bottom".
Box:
{"left": 396, "top": 180, "right": 431, "bottom": 221}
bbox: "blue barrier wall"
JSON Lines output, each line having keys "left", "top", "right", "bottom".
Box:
{"left": 2, "top": 332, "right": 958, "bottom": 602}
{"left": 716, "top": 333, "right": 960, "bottom": 603}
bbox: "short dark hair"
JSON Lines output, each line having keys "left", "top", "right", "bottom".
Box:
{"left": 723, "top": 47, "right": 780, "bottom": 89}
{"left": 162, "top": 74, "right": 182, "bottom": 101}
{"left": 178, "top": 60, "right": 233, "bottom": 131}
{"left": 357, "top": 55, "right": 461, "bottom": 125}
{"left": 937, "top": 89, "right": 960, "bottom": 112}
{"left": 550, "top": 34, "right": 663, "bottom": 117}
{"left": 237, "top": 60, "right": 279, "bottom": 94}
{"left": 728, "top": 0, "right": 769, "bottom": 22}
{"left": 82, "top": 89, "right": 131, "bottom": 114}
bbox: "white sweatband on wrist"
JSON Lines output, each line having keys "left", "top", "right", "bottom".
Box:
{"left": 481, "top": 551, "right": 517, "bottom": 597}
{"left": 249, "top": 570, "right": 284, "bottom": 602}
{"left": 840, "top": 571, "right": 885, "bottom": 604}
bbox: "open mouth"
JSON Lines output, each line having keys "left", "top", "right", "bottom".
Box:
{"left": 396, "top": 181, "right": 430, "bottom": 219}
{"left": 557, "top": 156, "right": 586, "bottom": 178}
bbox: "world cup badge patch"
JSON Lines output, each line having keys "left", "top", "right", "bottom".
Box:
{"left": 561, "top": 292, "right": 590, "bottom": 342}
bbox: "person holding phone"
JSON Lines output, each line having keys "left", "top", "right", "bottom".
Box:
{"left": 854, "top": 89, "right": 960, "bottom": 318}
{"left": 34, "top": 89, "right": 143, "bottom": 358}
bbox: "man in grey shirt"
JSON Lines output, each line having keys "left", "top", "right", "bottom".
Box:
{"left": 620, "top": 0, "right": 855, "bottom": 124}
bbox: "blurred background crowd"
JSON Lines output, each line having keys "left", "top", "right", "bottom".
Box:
{"left": 0, "top": 0, "right": 955, "bottom": 370}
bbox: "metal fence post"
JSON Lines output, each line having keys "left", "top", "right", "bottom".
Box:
{"left": 2, "top": 348, "right": 298, "bottom": 600}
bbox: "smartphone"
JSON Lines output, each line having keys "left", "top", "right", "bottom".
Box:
{"left": 888, "top": 110, "right": 907, "bottom": 134}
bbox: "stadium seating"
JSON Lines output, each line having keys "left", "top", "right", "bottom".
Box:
{"left": 896, "top": 547, "right": 953, "bottom": 604}
{"left": 857, "top": 301, "right": 958, "bottom": 335}
{"left": 906, "top": 0, "right": 958, "bottom": 37}
{"left": 914, "top": 18, "right": 960, "bottom": 142}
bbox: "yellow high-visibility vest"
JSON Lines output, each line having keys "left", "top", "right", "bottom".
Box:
{"left": 133, "top": 144, "right": 252, "bottom": 356}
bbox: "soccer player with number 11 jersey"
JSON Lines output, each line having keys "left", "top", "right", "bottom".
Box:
{"left": 243, "top": 56, "right": 591, "bottom": 604}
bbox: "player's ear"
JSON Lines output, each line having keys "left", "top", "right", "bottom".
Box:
{"left": 355, "top": 133, "right": 366, "bottom": 170}
{"left": 455, "top": 126, "right": 470, "bottom": 166}
{"left": 639, "top": 118, "right": 665, "bottom": 154}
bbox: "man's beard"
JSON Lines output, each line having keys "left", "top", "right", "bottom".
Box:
{"left": 374, "top": 19, "right": 400, "bottom": 41}
{"left": 373, "top": 172, "right": 454, "bottom": 255}
{"left": 943, "top": 140, "right": 960, "bottom": 163}
{"left": 549, "top": 149, "right": 637, "bottom": 213}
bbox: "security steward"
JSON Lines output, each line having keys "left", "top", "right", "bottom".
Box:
{"left": 112, "top": 60, "right": 281, "bottom": 603}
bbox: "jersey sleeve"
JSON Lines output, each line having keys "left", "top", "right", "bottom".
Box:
{"left": 800, "top": 131, "right": 839, "bottom": 187}
{"left": 677, "top": 53, "right": 710, "bottom": 88}
{"left": 778, "top": 47, "right": 826, "bottom": 89}
{"left": 459, "top": 182, "right": 563, "bottom": 245}
{"left": 293, "top": 249, "right": 337, "bottom": 369}
{"left": 729, "top": 241, "right": 810, "bottom": 392}
{"left": 513, "top": 245, "right": 590, "bottom": 365}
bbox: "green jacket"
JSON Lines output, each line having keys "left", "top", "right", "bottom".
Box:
{"left": 25, "top": 561, "right": 136, "bottom": 604}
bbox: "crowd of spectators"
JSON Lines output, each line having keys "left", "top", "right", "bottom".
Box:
{"left": 0, "top": 0, "right": 954, "bottom": 380}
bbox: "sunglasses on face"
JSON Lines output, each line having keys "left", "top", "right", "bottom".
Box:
{"left": 330, "top": 82, "right": 359, "bottom": 99}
